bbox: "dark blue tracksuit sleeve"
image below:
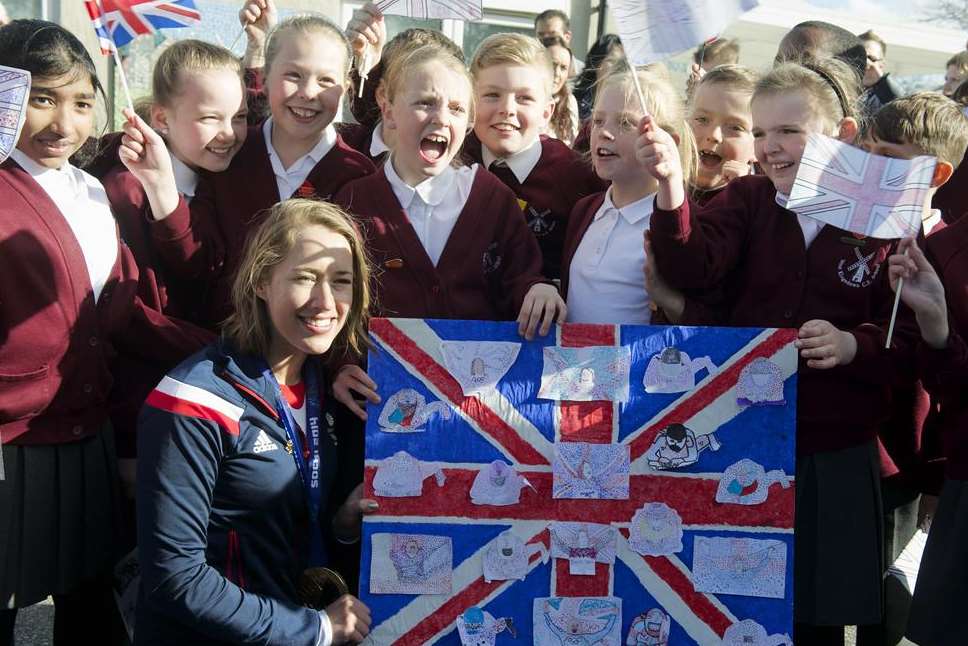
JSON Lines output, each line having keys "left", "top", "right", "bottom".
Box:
{"left": 136, "top": 405, "right": 321, "bottom": 645}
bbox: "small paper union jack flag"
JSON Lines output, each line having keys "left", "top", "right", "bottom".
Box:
{"left": 786, "top": 133, "right": 938, "bottom": 239}
{"left": 85, "top": 0, "right": 201, "bottom": 50}
{"left": 84, "top": 0, "right": 117, "bottom": 54}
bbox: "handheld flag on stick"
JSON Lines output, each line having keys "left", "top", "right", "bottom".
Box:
{"left": 93, "top": 0, "right": 202, "bottom": 48}
{"left": 610, "top": 0, "right": 759, "bottom": 116}
{"left": 0, "top": 66, "right": 30, "bottom": 164}
{"left": 783, "top": 133, "right": 939, "bottom": 348}
{"left": 84, "top": 0, "right": 135, "bottom": 114}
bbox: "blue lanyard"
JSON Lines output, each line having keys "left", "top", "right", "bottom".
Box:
{"left": 265, "top": 362, "right": 326, "bottom": 566}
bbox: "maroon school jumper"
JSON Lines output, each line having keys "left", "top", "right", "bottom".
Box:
{"left": 923, "top": 214, "right": 968, "bottom": 478}
{"left": 932, "top": 152, "right": 968, "bottom": 225}
{"left": 336, "top": 122, "right": 387, "bottom": 164}
{"left": 86, "top": 134, "right": 209, "bottom": 457}
{"left": 148, "top": 125, "right": 375, "bottom": 328}
{"left": 462, "top": 133, "right": 605, "bottom": 280}
{"left": 649, "top": 174, "right": 918, "bottom": 456}
{"left": 0, "top": 159, "right": 212, "bottom": 445}
{"left": 334, "top": 166, "right": 546, "bottom": 320}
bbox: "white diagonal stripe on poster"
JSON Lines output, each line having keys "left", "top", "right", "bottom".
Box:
{"left": 628, "top": 338, "right": 797, "bottom": 471}
{"left": 663, "top": 551, "right": 740, "bottom": 625}
{"left": 383, "top": 319, "right": 554, "bottom": 460}
{"left": 616, "top": 537, "right": 730, "bottom": 644}
{"left": 363, "top": 520, "right": 549, "bottom": 645}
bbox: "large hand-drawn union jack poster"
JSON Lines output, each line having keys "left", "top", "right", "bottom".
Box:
{"left": 360, "top": 319, "right": 797, "bottom": 645}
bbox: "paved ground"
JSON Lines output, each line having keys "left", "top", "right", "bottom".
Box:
{"left": 14, "top": 598, "right": 52, "bottom": 646}
{"left": 13, "top": 599, "right": 860, "bottom": 646}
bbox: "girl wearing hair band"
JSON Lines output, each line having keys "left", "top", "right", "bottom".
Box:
{"left": 136, "top": 15, "right": 374, "bottom": 330}
{"left": 133, "top": 199, "right": 374, "bottom": 645}
{"left": 0, "top": 20, "right": 210, "bottom": 645}
{"left": 638, "top": 58, "right": 926, "bottom": 643}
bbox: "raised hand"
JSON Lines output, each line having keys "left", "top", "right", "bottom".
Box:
{"left": 239, "top": 0, "right": 277, "bottom": 61}
{"left": 635, "top": 115, "right": 685, "bottom": 210}
{"left": 345, "top": 2, "right": 386, "bottom": 73}
{"left": 119, "top": 109, "right": 180, "bottom": 220}
{"left": 888, "top": 236, "right": 949, "bottom": 348}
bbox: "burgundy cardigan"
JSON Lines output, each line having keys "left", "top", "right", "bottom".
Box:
{"left": 0, "top": 160, "right": 211, "bottom": 445}
{"left": 148, "top": 124, "right": 375, "bottom": 328}
{"left": 648, "top": 175, "right": 920, "bottom": 456}
{"left": 921, "top": 215, "right": 968, "bottom": 479}
{"left": 86, "top": 137, "right": 208, "bottom": 456}
{"left": 462, "top": 133, "right": 605, "bottom": 280}
{"left": 334, "top": 166, "right": 546, "bottom": 321}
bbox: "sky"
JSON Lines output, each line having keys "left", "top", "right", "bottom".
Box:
{"left": 803, "top": 0, "right": 928, "bottom": 21}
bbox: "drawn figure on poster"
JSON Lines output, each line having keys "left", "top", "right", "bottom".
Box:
{"left": 720, "top": 619, "right": 793, "bottom": 646}
{"left": 716, "top": 459, "right": 792, "bottom": 505}
{"left": 470, "top": 460, "right": 533, "bottom": 506}
{"left": 692, "top": 537, "right": 787, "bottom": 599}
{"left": 482, "top": 530, "right": 549, "bottom": 582}
{"left": 538, "top": 345, "right": 632, "bottom": 402}
{"left": 553, "top": 442, "right": 630, "bottom": 500}
{"left": 378, "top": 388, "right": 451, "bottom": 432}
{"left": 372, "top": 451, "right": 446, "bottom": 497}
{"left": 628, "top": 502, "right": 684, "bottom": 556}
{"left": 0, "top": 66, "right": 30, "bottom": 163}
{"left": 534, "top": 597, "right": 622, "bottom": 646}
{"left": 369, "top": 533, "right": 453, "bottom": 595}
{"left": 644, "top": 423, "right": 721, "bottom": 470}
{"left": 736, "top": 358, "right": 785, "bottom": 406}
{"left": 626, "top": 608, "right": 671, "bottom": 645}
{"left": 457, "top": 607, "right": 516, "bottom": 646}
{"left": 550, "top": 522, "right": 617, "bottom": 575}
{"left": 643, "top": 347, "right": 717, "bottom": 393}
{"left": 440, "top": 340, "right": 521, "bottom": 396}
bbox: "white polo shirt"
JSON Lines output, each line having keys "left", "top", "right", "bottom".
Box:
{"left": 384, "top": 157, "right": 477, "bottom": 266}
{"left": 566, "top": 188, "right": 655, "bottom": 324}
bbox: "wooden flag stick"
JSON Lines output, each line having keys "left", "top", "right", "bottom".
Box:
{"left": 357, "top": 44, "right": 370, "bottom": 98}
{"left": 625, "top": 53, "right": 650, "bottom": 118}
{"left": 885, "top": 247, "right": 909, "bottom": 349}
{"left": 229, "top": 25, "right": 247, "bottom": 51}
{"left": 110, "top": 41, "right": 134, "bottom": 115}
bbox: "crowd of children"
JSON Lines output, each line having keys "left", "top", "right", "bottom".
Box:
{"left": 1, "top": 3, "right": 968, "bottom": 645}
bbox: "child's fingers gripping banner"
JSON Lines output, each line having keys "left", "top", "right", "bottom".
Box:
{"left": 359, "top": 319, "right": 798, "bottom": 645}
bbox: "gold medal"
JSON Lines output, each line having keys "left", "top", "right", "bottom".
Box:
{"left": 297, "top": 567, "right": 348, "bottom": 610}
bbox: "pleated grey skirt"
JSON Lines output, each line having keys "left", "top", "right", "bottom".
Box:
{"left": 794, "top": 439, "right": 884, "bottom": 625}
{"left": 0, "top": 425, "right": 121, "bottom": 609}
{"left": 907, "top": 479, "right": 968, "bottom": 646}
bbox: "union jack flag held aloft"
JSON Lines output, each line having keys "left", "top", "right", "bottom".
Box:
{"left": 360, "top": 319, "right": 798, "bottom": 645}
{"left": 84, "top": 0, "right": 201, "bottom": 51}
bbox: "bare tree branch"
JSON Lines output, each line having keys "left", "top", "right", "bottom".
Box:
{"left": 922, "top": 0, "right": 968, "bottom": 29}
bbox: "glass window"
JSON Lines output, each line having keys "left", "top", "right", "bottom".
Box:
{"left": 384, "top": 14, "right": 442, "bottom": 40}
{"left": 461, "top": 19, "right": 530, "bottom": 60}
{"left": 5, "top": 0, "right": 42, "bottom": 19}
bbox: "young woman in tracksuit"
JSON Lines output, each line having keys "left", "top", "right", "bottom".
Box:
{"left": 131, "top": 197, "right": 375, "bottom": 645}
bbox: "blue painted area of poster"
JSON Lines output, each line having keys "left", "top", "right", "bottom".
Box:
{"left": 359, "top": 319, "right": 797, "bottom": 645}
